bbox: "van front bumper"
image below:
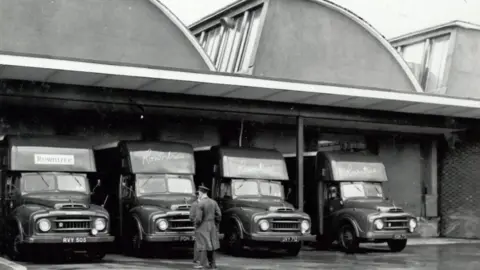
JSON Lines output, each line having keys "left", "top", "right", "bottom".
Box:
{"left": 363, "top": 230, "right": 415, "bottom": 240}
{"left": 145, "top": 232, "right": 225, "bottom": 243}
{"left": 245, "top": 233, "right": 315, "bottom": 243}
{"left": 23, "top": 234, "right": 114, "bottom": 244}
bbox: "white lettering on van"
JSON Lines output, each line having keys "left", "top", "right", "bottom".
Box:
{"left": 34, "top": 154, "right": 75, "bottom": 165}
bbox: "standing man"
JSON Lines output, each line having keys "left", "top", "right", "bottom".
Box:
{"left": 194, "top": 185, "right": 221, "bottom": 269}
{"left": 190, "top": 191, "right": 200, "bottom": 268}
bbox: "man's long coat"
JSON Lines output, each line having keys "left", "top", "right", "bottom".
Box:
{"left": 194, "top": 197, "right": 222, "bottom": 251}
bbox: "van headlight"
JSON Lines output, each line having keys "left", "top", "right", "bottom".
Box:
{"left": 301, "top": 220, "right": 310, "bottom": 233}
{"left": 157, "top": 219, "right": 169, "bottom": 231}
{"left": 409, "top": 218, "right": 417, "bottom": 232}
{"left": 374, "top": 219, "right": 384, "bottom": 230}
{"left": 94, "top": 218, "right": 106, "bottom": 231}
{"left": 258, "top": 220, "right": 269, "bottom": 231}
{"left": 37, "top": 218, "right": 51, "bottom": 232}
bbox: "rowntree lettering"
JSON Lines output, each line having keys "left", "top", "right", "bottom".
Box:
{"left": 223, "top": 156, "right": 288, "bottom": 179}
{"left": 334, "top": 161, "right": 387, "bottom": 181}
{"left": 141, "top": 149, "right": 192, "bottom": 165}
{"left": 34, "top": 154, "right": 75, "bottom": 165}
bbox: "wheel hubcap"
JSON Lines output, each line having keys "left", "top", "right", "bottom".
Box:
{"left": 132, "top": 233, "right": 140, "bottom": 250}
{"left": 342, "top": 229, "right": 353, "bottom": 247}
{"left": 229, "top": 233, "right": 236, "bottom": 246}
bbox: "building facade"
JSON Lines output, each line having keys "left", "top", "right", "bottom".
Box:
{"left": 0, "top": 0, "right": 479, "bottom": 239}
{"left": 188, "top": 0, "right": 456, "bottom": 236}
{"left": 392, "top": 21, "right": 480, "bottom": 238}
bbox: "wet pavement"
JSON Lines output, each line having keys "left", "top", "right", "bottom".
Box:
{"left": 19, "top": 244, "right": 480, "bottom": 270}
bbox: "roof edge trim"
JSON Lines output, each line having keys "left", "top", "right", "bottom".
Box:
{"left": 309, "top": 0, "right": 424, "bottom": 93}
{"left": 4, "top": 53, "right": 480, "bottom": 109}
{"left": 189, "top": 0, "right": 251, "bottom": 29}
{"left": 390, "top": 20, "right": 480, "bottom": 43}
{"left": 148, "top": 0, "right": 216, "bottom": 71}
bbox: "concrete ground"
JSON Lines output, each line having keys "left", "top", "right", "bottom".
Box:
{"left": 11, "top": 240, "right": 480, "bottom": 270}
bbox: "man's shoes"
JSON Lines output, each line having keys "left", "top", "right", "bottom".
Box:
{"left": 193, "top": 264, "right": 203, "bottom": 269}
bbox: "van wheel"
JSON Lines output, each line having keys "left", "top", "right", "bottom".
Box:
{"left": 6, "top": 227, "right": 25, "bottom": 261}
{"left": 225, "top": 223, "right": 243, "bottom": 256}
{"left": 387, "top": 239, "right": 407, "bottom": 252}
{"left": 131, "top": 227, "right": 145, "bottom": 258}
{"left": 338, "top": 224, "right": 359, "bottom": 253}
{"left": 285, "top": 243, "right": 301, "bottom": 256}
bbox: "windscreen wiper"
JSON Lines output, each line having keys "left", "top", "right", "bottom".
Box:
{"left": 72, "top": 175, "right": 83, "bottom": 188}
{"left": 140, "top": 175, "right": 155, "bottom": 188}
{"left": 36, "top": 173, "right": 50, "bottom": 188}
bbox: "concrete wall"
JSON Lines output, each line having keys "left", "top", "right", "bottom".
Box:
{"left": 252, "top": 0, "right": 417, "bottom": 91}
{"left": 378, "top": 138, "right": 424, "bottom": 217}
{"left": 445, "top": 28, "right": 480, "bottom": 98}
{"left": 0, "top": 0, "right": 210, "bottom": 71}
{"left": 0, "top": 107, "right": 220, "bottom": 147}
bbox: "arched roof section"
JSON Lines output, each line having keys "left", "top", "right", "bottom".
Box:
{"left": 252, "top": 0, "right": 423, "bottom": 92}
{"left": 0, "top": 0, "right": 215, "bottom": 71}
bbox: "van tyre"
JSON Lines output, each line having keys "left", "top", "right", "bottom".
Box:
{"left": 387, "top": 239, "right": 407, "bottom": 252}
{"left": 285, "top": 243, "right": 301, "bottom": 256}
{"left": 225, "top": 223, "right": 243, "bottom": 256}
{"left": 131, "top": 227, "right": 146, "bottom": 258}
{"left": 6, "top": 227, "right": 25, "bottom": 261}
{"left": 338, "top": 224, "right": 359, "bottom": 253}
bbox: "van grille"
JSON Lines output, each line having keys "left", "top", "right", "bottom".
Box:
{"left": 383, "top": 217, "right": 409, "bottom": 230}
{"left": 167, "top": 215, "right": 194, "bottom": 231}
{"left": 53, "top": 216, "right": 92, "bottom": 232}
{"left": 271, "top": 218, "right": 300, "bottom": 232}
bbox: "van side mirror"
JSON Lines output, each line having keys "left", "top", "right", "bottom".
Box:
{"left": 91, "top": 179, "right": 101, "bottom": 194}
{"left": 122, "top": 182, "right": 134, "bottom": 198}
{"left": 6, "top": 184, "right": 17, "bottom": 197}
{"left": 286, "top": 188, "right": 292, "bottom": 200}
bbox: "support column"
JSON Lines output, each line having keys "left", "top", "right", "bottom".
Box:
{"left": 296, "top": 116, "right": 304, "bottom": 211}
{"left": 425, "top": 140, "right": 438, "bottom": 217}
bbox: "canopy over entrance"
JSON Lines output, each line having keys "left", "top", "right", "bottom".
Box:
{"left": 1, "top": 53, "right": 480, "bottom": 121}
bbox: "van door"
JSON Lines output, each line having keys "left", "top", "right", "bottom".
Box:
{"left": 119, "top": 174, "right": 134, "bottom": 237}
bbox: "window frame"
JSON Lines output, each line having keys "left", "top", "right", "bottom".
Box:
{"left": 193, "top": 1, "right": 267, "bottom": 74}
{"left": 395, "top": 31, "right": 454, "bottom": 93}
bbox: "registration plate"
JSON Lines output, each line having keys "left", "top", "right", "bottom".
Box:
{"left": 281, "top": 236, "right": 299, "bottom": 243}
{"left": 179, "top": 236, "right": 195, "bottom": 241}
{"left": 62, "top": 237, "right": 87, "bottom": 243}
{"left": 393, "top": 234, "right": 406, "bottom": 240}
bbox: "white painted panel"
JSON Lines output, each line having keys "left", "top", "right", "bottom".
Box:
{"left": 1, "top": 66, "right": 54, "bottom": 82}
{"left": 368, "top": 100, "right": 419, "bottom": 111}
{"left": 264, "top": 91, "right": 315, "bottom": 102}
{"left": 142, "top": 79, "right": 198, "bottom": 93}
{"left": 452, "top": 108, "right": 480, "bottom": 118}
{"left": 332, "top": 97, "right": 384, "bottom": 109}
{"left": 425, "top": 106, "right": 471, "bottom": 115}
{"left": 301, "top": 94, "right": 352, "bottom": 106}
{"left": 96, "top": 75, "right": 153, "bottom": 89}
{"left": 185, "top": 83, "right": 240, "bottom": 96}
{"left": 223, "top": 87, "right": 281, "bottom": 99}
{"left": 48, "top": 71, "right": 106, "bottom": 85}
{"left": 396, "top": 103, "right": 445, "bottom": 113}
